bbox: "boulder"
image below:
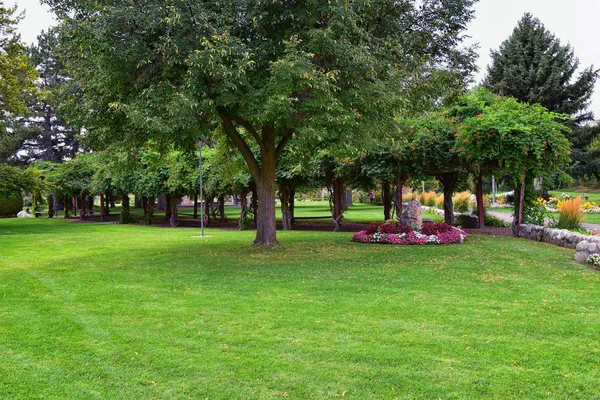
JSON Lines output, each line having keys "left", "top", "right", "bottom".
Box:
{"left": 456, "top": 214, "right": 479, "bottom": 229}
{"left": 400, "top": 200, "right": 422, "bottom": 231}
{"left": 17, "top": 211, "right": 34, "bottom": 218}
{"left": 575, "top": 251, "right": 591, "bottom": 264}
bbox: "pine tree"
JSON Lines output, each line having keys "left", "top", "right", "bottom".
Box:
{"left": 6, "top": 29, "right": 81, "bottom": 165}
{"left": 485, "top": 13, "right": 597, "bottom": 123}
{"left": 0, "top": 3, "right": 37, "bottom": 156}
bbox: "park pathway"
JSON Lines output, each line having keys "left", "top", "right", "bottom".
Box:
{"left": 488, "top": 210, "right": 600, "bottom": 232}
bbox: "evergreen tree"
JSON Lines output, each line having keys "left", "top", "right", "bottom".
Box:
{"left": 484, "top": 13, "right": 597, "bottom": 123}
{"left": 6, "top": 29, "right": 81, "bottom": 165}
{"left": 567, "top": 123, "right": 600, "bottom": 182}
{"left": 0, "top": 3, "right": 38, "bottom": 156}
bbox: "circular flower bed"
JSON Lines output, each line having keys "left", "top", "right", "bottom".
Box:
{"left": 352, "top": 222, "right": 467, "bottom": 245}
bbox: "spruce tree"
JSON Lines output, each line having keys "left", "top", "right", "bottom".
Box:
{"left": 485, "top": 13, "right": 597, "bottom": 123}
{"left": 6, "top": 29, "right": 81, "bottom": 165}
{"left": 485, "top": 13, "right": 600, "bottom": 183}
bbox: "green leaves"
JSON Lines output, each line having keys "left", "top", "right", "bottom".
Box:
{"left": 485, "top": 13, "right": 597, "bottom": 123}
{"left": 0, "top": 4, "right": 38, "bottom": 138}
{"left": 454, "top": 89, "right": 571, "bottom": 182}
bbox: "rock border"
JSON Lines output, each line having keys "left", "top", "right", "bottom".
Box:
{"left": 516, "top": 223, "right": 600, "bottom": 265}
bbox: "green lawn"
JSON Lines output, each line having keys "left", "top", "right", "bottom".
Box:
{"left": 1, "top": 218, "right": 599, "bottom": 398}
{"left": 550, "top": 189, "right": 600, "bottom": 204}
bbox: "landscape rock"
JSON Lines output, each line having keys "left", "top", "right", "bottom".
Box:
{"left": 400, "top": 200, "right": 422, "bottom": 231}
{"left": 16, "top": 211, "right": 34, "bottom": 218}
{"left": 456, "top": 214, "right": 479, "bottom": 229}
{"left": 517, "top": 225, "right": 600, "bottom": 265}
{"left": 575, "top": 251, "right": 591, "bottom": 264}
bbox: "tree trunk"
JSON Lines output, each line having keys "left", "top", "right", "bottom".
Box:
{"left": 168, "top": 194, "right": 178, "bottom": 227}
{"left": 253, "top": 148, "right": 277, "bottom": 245}
{"left": 251, "top": 186, "right": 258, "bottom": 225}
{"left": 205, "top": 195, "right": 212, "bottom": 226}
{"left": 217, "top": 108, "right": 284, "bottom": 245}
{"left": 345, "top": 189, "right": 353, "bottom": 207}
{"left": 332, "top": 178, "right": 345, "bottom": 232}
{"left": 437, "top": 173, "right": 458, "bottom": 226}
{"left": 382, "top": 180, "right": 391, "bottom": 221}
{"left": 100, "top": 194, "right": 106, "bottom": 221}
{"left": 72, "top": 196, "right": 77, "bottom": 217}
{"left": 142, "top": 196, "right": 154, "bottom": 225}
{"left": 165, "top": 194, "right": 173, "bottom": 220}
{"left": 47, "top": 194, "right": 54, "bottom": 218}
{"left": 120, "top": 194, "right": 130, "bottom": 224}
{"left": 64, "top": 194, "right": 70, "bottom": 218}
{"left": 289, "top": 186, "right": 296, "bottom": 224}
{"left": 238, "top": 188, "right": 249, "bottom": 230}
{"left": 193, "top": 192, "right": 198, "bottom": 219}
{"left": 218, "top": 194, "right": 226, "bottom": 223}
{"left": 157, "top": 194, "right": 167, "bottom": 212}
{"left": 513, "top": 171, "right": 527, "bottom": 236}
{"left": 394, "top": 175, "right": 408, "bottom": 221}
{"left": 475, "top": 171, "right": 484, "bottom": 229}
{"left": 80, "top": 194, "right": 85, "bottom": 220}
{"left": 279, "top": 181, "right": 292, "bottom": 230}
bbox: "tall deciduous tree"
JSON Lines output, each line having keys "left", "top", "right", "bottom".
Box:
{"left": 0, "top": 3, "right": 37, "bottom": 155}
{"left": 45, "top": 0, "right": 477, "bottom": 244}
{"left": 485, "top": 13, "right": 597, "bottom": 123}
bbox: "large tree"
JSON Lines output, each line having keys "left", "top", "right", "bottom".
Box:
{"left": 45, "top": 0, "right": 477, "bottom": 244}
{"left": 484, "top": 13, "right": 597, "bottom": 123}
{"left": 0, "top": 3, "right": 37, "bottom": 156}
{"left": 6, "top": 29, "right": 81, "bottom": 165}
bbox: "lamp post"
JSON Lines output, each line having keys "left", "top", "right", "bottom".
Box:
{"left": 492, "top": 175, "right": 497, "bottom": 205}
{"left": 198, "top": 140, "right": 205, "bottom": 237}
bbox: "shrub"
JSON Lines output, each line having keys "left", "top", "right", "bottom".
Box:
{"left": 367, "top": 222, "right": 412, "bottom": 235}
{"left": 482, "top": 194, "right": 491, "bottom": 207}
{"left": 365, "top": 222, "right": 383, "bottom": 234}
{"left": 419, "top": 191, "right": 437, "bottom": 207}
{"left": 379, "top": 223, "right": 412, "bottom": 235}
{"left": 484, "top": 213, "right": 508, "bottom": 227}
{"left": 435, "top": 194, "right": 444, "bottom": 209}
{"left": 352, "top": 191, "right": 367, "bottom": 204}
{"left": 0, "top": 193, "right": 24, "bottom": 217}
{"left": 454, "top": 191, "right": 471, "bottom": 213}
{"left": 421, "top": 222, "right": 453, "bottom": 235}
{"left": 587, "top": 254, "right": 600, "bottom": 269}
{"left": 556, "top": 197, "right": 584, "bottom": 230}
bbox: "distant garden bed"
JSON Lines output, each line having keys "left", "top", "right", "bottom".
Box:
{"left": 352, "top": 222, "right": 467, "bottom": 245}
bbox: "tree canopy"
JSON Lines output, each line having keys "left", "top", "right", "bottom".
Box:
{"left": 0, "top": 4, "right": 37, "bottom": 147}
{"left": 44, "top": 0, "right": 478, "bottom": 244}
{"left": 5, "top": 29, "right": 81, "bottom": 165}
{"left": 484, "top": 13, "right": 597, "bottom": 123}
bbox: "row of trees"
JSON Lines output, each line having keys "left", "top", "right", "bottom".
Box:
{"left": 1, "top": 3, "right": 598, "bottom": 244}
{"left": 25, "top": 87, "right": 569, "bottom": 234}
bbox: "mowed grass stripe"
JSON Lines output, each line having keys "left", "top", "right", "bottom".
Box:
{"left": 0, "top": 218, "right": 599, "bottom": 398}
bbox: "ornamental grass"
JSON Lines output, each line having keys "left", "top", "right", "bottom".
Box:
{"left": 556, "top": 197, "right": 585, "bottom": 230}
{"left": 435, "top": 194, "right": 445, "bottom": 209}
{"left": 419, "top": 191, "right": 437, "bottom": 207}
{"left": 453, "top": 191, "right": 472, "bottom": 213}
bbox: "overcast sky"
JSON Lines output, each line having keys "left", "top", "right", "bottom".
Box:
{"left": 6, "top": 0, "right": 600, "bottom": 118}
